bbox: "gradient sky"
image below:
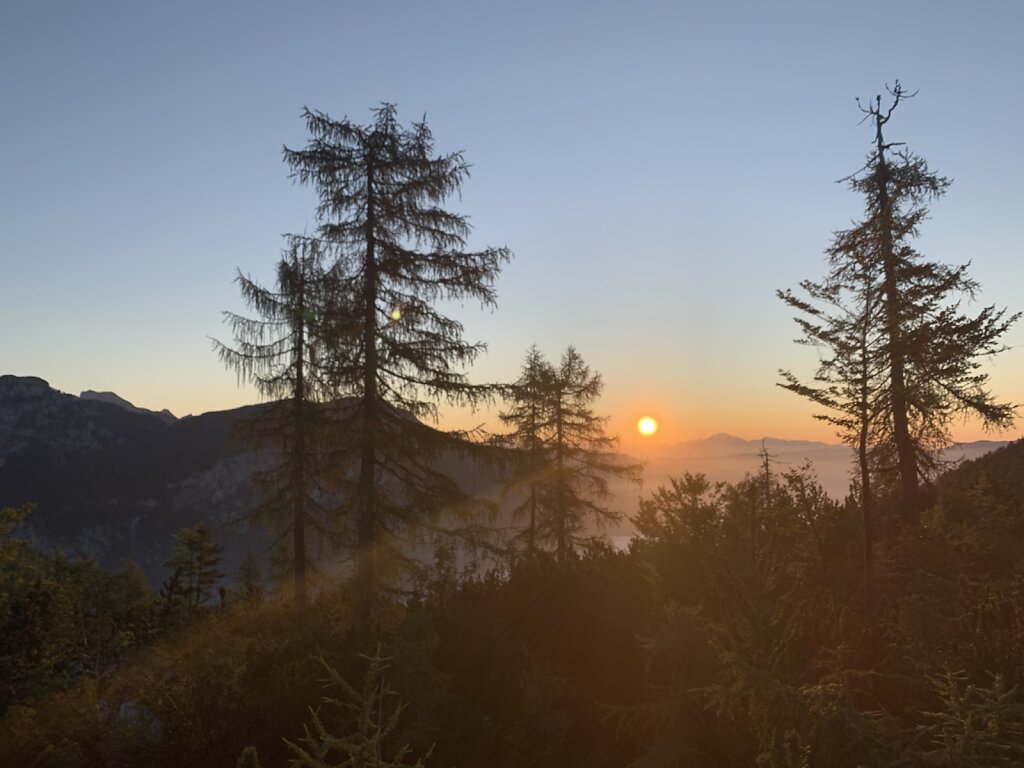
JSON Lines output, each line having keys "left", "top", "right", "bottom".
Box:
{"left": 2, "top": 0, "right": 1022, "bottom": 454}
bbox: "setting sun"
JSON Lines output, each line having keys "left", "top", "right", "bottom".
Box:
{"left": 637, "top": 416, "right": 658, "bottom": 436}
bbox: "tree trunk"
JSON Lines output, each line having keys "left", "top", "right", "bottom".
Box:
{"left": 527, "top": 400, "right": 539, "bottom": 556}
{"left": 292, "top": 265, "right": 308, "bottom": 616}
{"left": 554, "top": 393, "right": 567, "bottom": 564}
{"left": 873, "top": 113, "right": 919, "bottom": 525}
{"left": 858, "top": 420, "right": 875, "bottom": 623}
{"left": 354, "top": 162, "right": 379, "bottom": 632}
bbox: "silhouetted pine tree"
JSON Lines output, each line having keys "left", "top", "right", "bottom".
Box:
{"left": 498, "top": 346, "right": 556, "bottom": 556}
{"left": 158, "top": 565, "right": 184, "bottom": 623}
{"left": 283, "top": 104, "right": 511, "bottom": 630}
{"left": 236, "top": 551, "right": 264, "bottom": 601}
{"left": 164, "top": 523, "right": 224, "bottom": 613}
{"left": 502, "top": 346, "right": 639, "bottom": 563}
{"left": 782, "top": 82, "right": 1018, "bottom": 524}
{"left": 547, "top": 347, "right": 640, "bottom": 562}
{"left": 215, "top": 237, "right": 334, "bottom": 614}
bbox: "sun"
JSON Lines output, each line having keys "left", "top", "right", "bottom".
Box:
{"left": 637, "top": 416, "right": 658, "bottom": 436}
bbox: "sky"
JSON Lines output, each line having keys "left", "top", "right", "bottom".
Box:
{"left": 2, "top": 0, "right": 1023, "bottom": 454}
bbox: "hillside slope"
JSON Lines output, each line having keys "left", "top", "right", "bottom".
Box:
{"left": 0, "top": 376, "right": 265, "bottom": 583}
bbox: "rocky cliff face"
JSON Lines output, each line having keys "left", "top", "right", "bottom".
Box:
{"left": 0, "top": 375, "right": 267, "bottom": 585}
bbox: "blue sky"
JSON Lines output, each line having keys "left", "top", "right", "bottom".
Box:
{"left": 2, "top": 0, "right": 1022, "bottom": 450}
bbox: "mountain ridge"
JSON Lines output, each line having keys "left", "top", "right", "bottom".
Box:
{"left": 79, "top": 389, "right": 178, "bottom": 424}
{"left": 658, "top": 432, "right": 844, "bottom": 458}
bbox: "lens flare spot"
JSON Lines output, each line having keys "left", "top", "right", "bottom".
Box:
{"left": 390, "top": 307, "right": 402, "bottom": 322}
{"left": 637, "top": 416, "right": 658, "bottom": 436}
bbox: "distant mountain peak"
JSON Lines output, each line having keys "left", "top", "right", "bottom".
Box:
{"left": 705, "top": 432, "right": 745, "bottom": 442}
{"left": 662, "top": 433, "right": 840, "bottom": 458}
{"left": 80, "top": 390, "right": 137, "bottom": 409}
{"left": 79, "top": 390, "right": 177, "bottom": 424}
{"left": 0, "top": 374, "right": 53, "bottom": 396}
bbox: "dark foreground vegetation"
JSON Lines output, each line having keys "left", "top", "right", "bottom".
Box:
{"left": 3, "top": 442, "right": 1024, "bottom": 767}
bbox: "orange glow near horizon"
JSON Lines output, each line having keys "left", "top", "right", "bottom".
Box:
{"left": 115, "top": 378, "right": 1024, "bottom": 450}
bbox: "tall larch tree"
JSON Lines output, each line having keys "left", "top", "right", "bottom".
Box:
{"left": 781, "top": 81, "right": 1018, "bottom": 526}
{"left": 548, "top": 347, "right": 641, "bottom": 561}
{"left": 283, "top": 104, "right": 511, "bottom": 630}
{"left": 498, "top": 345, "right": 556, "bottom": 556}
{"left": 502, "top": 346, "right": 640, "bottom": 563}
{"left": 214, "top": 237, "right": 333, "bottom": 614}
